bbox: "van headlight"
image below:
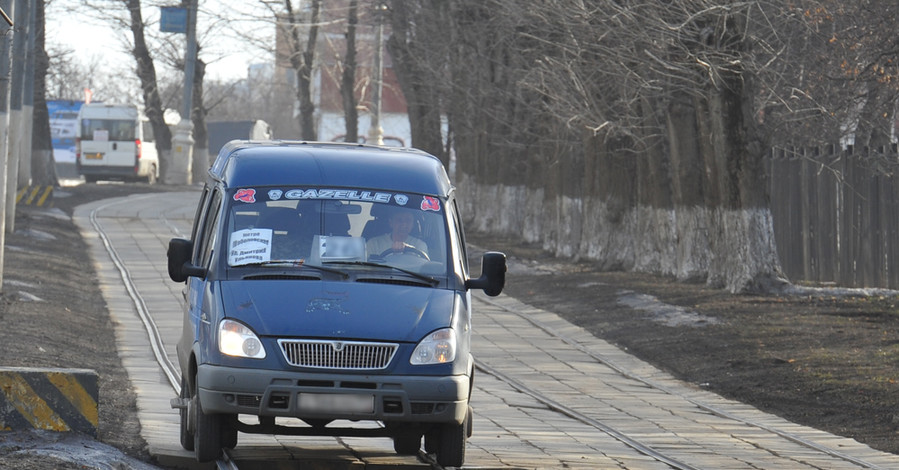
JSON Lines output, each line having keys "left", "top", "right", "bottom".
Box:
{"left": 219, "top": 319, "right": 266, "bottom": 359}
{"left": 411, "top": 328, "right": 457, "bottom": 365}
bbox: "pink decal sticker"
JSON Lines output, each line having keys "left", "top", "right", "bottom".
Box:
{"left": 421, "top": 196, "right": 440, "bottom": 211}
{"left": 234, "top": 188, "right": 256, "bottom": 203}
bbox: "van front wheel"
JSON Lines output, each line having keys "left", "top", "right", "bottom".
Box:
{"left": 192, "top": 377, "right": 223, "bottom": 462}
{"left": 434, "top": 410, "right": 469, "bottom": 467}
{"left": 179, "top": 376, "right": 194, "bottom": 451}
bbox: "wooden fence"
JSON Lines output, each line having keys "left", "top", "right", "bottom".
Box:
{"left": 768, "top": 144, "right": 899, "bottom": 289}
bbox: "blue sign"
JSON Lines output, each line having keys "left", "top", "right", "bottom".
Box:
{"left": 47, "top": 100, "right": 84, "bottom": 163}
{"left": 160, "top": 6, "right": 187, "bottom": 34}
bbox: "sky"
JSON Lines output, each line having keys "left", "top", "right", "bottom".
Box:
{"left": 45, "top": 1, "right": 271, "bottom": 83}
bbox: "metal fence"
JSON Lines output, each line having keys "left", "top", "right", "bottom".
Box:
{"left": 768, "top": 144, "right": 899, "bottom": 289}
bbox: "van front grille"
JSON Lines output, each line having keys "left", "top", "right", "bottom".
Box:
{"left": 278, "top": 339, "right": 398, "bottom": 370}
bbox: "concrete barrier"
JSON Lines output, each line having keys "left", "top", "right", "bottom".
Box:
{"left": 0, "top": 367, "right": 98, "bottom": 437}
{"left": 16, "top": 185, "right": 53, "bottom": 207}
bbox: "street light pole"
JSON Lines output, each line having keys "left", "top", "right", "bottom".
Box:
{"left": 367, "top": 5, "right": 384, "bottom": 146}
{"left": 169, "top": 0, "right": 197, "bottom": 184}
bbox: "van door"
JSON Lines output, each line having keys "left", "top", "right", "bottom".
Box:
{"left": 79, "top": 117, "right": 138, "bottom": 169}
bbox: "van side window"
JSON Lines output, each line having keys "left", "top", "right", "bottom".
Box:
{"left": 448, "top": 199, "right": 469, "bottom": 279}
{"left": 81, "top": 119, "right": 137, "bottom": 141}
{"left": 197, "top": 190, "right": 223, "bottom": 268}
{"left": 188, "top": 188, "right": 210, "bottom": 244}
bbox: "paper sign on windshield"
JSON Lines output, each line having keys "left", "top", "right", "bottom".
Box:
{"left": 316, "top": 235, "right": 365, "bottom": 262}
{"left": 229, "top": 228, "right": 272, "bottom": 266}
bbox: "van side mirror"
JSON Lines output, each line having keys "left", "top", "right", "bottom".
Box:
{"left": 167, "top": 238, "right": 206, "bottom": 282}
{"left": 466, "top": 251, "right": 506, "bottom": 297}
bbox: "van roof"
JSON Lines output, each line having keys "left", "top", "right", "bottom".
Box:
{"left": 77, "top": 103, "right": 141, "bottom": 118}
{"left": 209, "top": 140, "right": 453, "bottom": 197}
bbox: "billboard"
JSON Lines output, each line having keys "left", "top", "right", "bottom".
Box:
{"left": 47, "top": 100, "right": 84, "bottom": 164}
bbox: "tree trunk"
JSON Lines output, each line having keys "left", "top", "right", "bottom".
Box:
{"left": 704, "top": 67, "right": 786, "bottom": 293}
{"left": 285, "top": 0, "right": 320, "bottom": 140}
{"left": 386, "top": 0, "right": 446, "bottom": 164}
{"left": 126, "top": 0, "right": 172, "bottom": 181}
{"left": 31, "top": 0, "right": 55, "bottom": 186}
{"left": 340, "top": 0, "right": 358, "bottom": 142}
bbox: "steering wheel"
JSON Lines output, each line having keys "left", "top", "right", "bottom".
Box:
{"left": 379, "top": 244, "right": 430, "bottom": 261}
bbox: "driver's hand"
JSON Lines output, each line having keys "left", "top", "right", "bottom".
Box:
{"left": 391, "top": 240, "right": 406, "bottom": 252}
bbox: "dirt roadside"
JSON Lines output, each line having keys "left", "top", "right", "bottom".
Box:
{"left": 0, "top": 183, "right": 179, "bottom": 469}
{"left": 465, "top": 232, "right": 899, "bottom": 455}
{"left": 0, "top": 183, "right": 897, "bottom": 468}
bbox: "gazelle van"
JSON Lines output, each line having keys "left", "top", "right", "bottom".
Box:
{"left": 167, "top": 141, "right": 506, "bottom": 466}
{"left": 76, "top": 103, "right": 159, "bottom": 183}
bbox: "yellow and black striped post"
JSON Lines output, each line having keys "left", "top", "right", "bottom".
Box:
{"left": 15, "top": 185, "right": 53, "bottom": 207}
{"left": 0, "top": 367, "right": 98, "bottom": 437}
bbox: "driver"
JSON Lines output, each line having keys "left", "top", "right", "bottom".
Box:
{"left": 366, "top": 209, "right": 429, "bottom": 259}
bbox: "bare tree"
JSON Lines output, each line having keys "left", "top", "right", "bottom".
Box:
{"left": 282, "top": 0, "right": 321, "bottom": 140}
{"left": 123, "top": 0, "right": 173, "bottom": 181}
{"left": 384, "top": 0, "right": 447, "bottom": 163}
{"left": 381, "top": 0, "right": 897, "bottom": 293}
{"left": 340, "top": 0, "right": 358, "bottom": 142}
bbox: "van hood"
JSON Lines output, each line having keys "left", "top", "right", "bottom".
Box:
{"left": 220, "top": 280, "right": 455, "bottom": 342}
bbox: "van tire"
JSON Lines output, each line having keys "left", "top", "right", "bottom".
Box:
{"left": 179, "top": 376, "right": 194, "bottom": 451}
{"left": 435, "top": 413, "right": 468, "bottom": 467}
{"left": 192, "top": 377, "right": 223, "bottom": 462}
{"left": 84, "top": 175, "right": 98, "bottom": 184}
{"left": 392, "top": 432, "right": 422, "bottom": 455}
{"left": 222, "top": 414, "right": 238, "bottom": 449}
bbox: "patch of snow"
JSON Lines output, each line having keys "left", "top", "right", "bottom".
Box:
{"left": 0, "top": 429, "right": 161, "bottom": 469}
{"left": 618, "top": 290, "right": 719, "bottom": 328}
{"left": 5, "top": 279, "right": 37, "bottom": 289}
{"left": 17, "top": 291, "right": 45, "bottom": 302}
{"left": 18, "top": 229, "right": 56, "bottom": 241}
{"left": 29, "top": 207, "right": 70, "bottom": 221}
{"left": 783, "top": 284, "right": 899, "bottom": 298}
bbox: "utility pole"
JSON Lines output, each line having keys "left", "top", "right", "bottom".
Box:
{"left": 5, "top": 0, "right": 27, "bottom": 232}
{"left": 0, "top": 0, "right": 14, "bottom": 291}
{"left": 367, "top": 4, "right": 385, "bottom": 146}
{"left": 169, "top": 0, "right": 197, "bottom": 185}
{"left": 21, "top": 0, "right": 34, "bottom": 185}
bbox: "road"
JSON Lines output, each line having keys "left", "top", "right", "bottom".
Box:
{"left": 73, "top": 190, "right": 899, "bottom": 469}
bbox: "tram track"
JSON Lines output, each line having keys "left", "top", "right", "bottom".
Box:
{"left": 472, "top": 294, "right": 888, "bottom": 470}
{"left": 88, "top": 193, "right": 892, "bottom": 469}
{"left": 90, "top": 197, "right": 447, "bottom": 469}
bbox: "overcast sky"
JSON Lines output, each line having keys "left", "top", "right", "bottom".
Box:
{"left": 45, "top": 1, "right": 271, "bottom": 83}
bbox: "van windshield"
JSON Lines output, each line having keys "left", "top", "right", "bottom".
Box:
{"left": 224, "top": 187, "right": 450, "bottom": 277}
{"left": 80, "top": 119, "right": 136, "bottom": 141}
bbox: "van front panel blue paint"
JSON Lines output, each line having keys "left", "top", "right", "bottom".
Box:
{"left": 220, "top": 280, "right": 454, "bottom": 342}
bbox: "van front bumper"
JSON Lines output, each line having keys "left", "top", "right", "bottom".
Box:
{"left": 196, "top": 364, "right": 470, "bottom": 425}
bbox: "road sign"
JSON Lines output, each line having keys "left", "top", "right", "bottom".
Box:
{"left": 160, "top": 6, "right": 187, "bottom": 34}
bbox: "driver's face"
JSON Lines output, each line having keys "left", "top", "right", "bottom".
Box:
{"left": 390, "top": 212, "right": 414, "bottom": 235}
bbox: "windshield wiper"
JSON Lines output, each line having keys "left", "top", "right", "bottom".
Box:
{"left": 236, "top": 260, "right": 349, "bottom": 279}
{"left": 327, "top": 261, "right": 439, "bottom": 286}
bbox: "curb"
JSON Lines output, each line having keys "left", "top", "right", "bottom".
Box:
{"left": 0, "top": 367, "right": 98, "bottom": 437}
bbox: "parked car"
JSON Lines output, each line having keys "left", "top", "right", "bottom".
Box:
{"left": 76, "top": 103, "right": 159, "bottom": 183}
{"left": 167, "top": 140, "right": 506, "bottom": 466}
